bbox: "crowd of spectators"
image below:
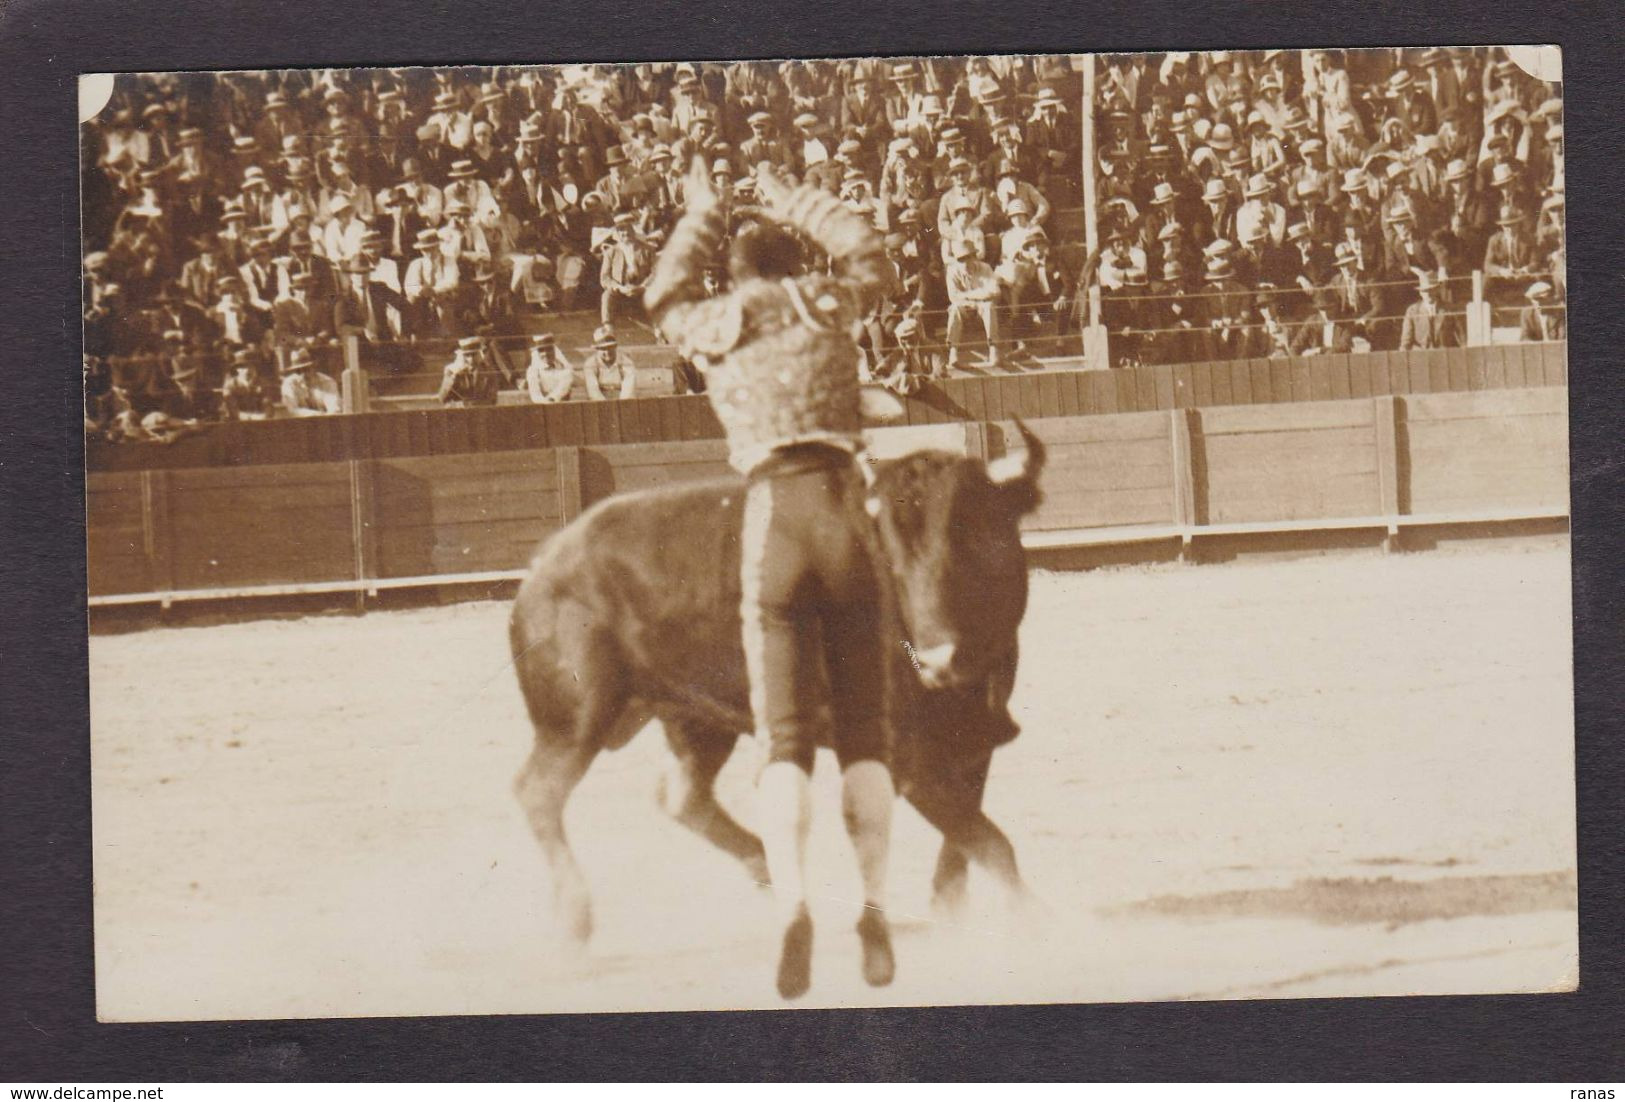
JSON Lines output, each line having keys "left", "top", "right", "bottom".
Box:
{"left": 80, "top": 56, "right": 1087, "bottom": 438}
{"left": 1083, "top": 47, "right": 1565, "bottom": 366}
{"left": 79, "top": 49, "right": 1564, "bottom": 441}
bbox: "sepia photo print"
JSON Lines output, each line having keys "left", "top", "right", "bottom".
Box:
{"left": 80, "top": 45, "right": 1574, "bottom": 1021}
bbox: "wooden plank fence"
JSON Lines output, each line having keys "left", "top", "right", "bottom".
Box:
{"left": 86, "top": 342, "right": 1568, "bottom": 473}
{"left": 87, "top": 387, "right": 1569, "bottom": 609}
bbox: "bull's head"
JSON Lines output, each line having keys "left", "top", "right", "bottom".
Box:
{"left": 868, "top": 420, "right": 1046, "bottom": 692}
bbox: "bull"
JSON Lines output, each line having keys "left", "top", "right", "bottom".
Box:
{"left": 509, "top": 422, "right": 1047, "bottom": 944}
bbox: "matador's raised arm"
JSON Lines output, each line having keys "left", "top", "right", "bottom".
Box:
{"left": 645, "top": 160, "right": 893, "bottom": 348}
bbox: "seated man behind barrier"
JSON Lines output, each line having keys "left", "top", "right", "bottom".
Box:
{"left": 1519, "top": 281, "right": 1565, "bottom": 342}
{"left": 945, "top": 236, "right": 1002, "bottom": 370}
{"left": 1399, "top": 272, "right": 1462, "bottom": 350}
{"left": 220, "top": 348, "right": 273, "bottom": 420}
{"left": 280, "top": 346, "right": 341, "bottom": 416}
{"left": 438, "top": 335, "right": 501, "bottom": 407}
{"left": 583, "top": 325, "right": 637, "bottom": 400}
{"left": 524, "top": 333, "right": 576, "bottom": 404}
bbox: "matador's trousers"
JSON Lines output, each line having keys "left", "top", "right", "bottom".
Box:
{"left": 739, "top": 443, "right": 892, "bottom": 774}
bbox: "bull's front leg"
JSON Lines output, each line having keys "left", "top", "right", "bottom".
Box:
{"left": 902, "top": 750, "right": 1025, "bottom": 906}
{"left": 927, "top": 748, "right": 992, "bottom": 914}
{"left": 931, "top": 843, "right": 971, "bottom": 915}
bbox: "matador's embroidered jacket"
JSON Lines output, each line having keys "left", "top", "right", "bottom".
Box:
{"left": 643, "top": 184, "right": 892, "bottom": 475}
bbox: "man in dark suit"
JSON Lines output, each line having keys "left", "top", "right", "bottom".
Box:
{"left": 333, "top": 230, "right": 407, "bottom": 340}
{"left": 1327, "top": 242, "right": 1385, "bottom": 348}
{"left": 598, "top": 211, "right": 653, "bottom": 326}
{"left": 1399, "top": 272, "right": 1462, "bottom": 349}
{"left": 1291, "top": 289, "right": 1357, "bottom": 355}
{"left": 1518, "top": 281, "right": 1566, "bottom": 342}
{"left": 1483, "top": 204, "right": 1538, "bottom": 306}
{"left": 272, "top": 271, "right": 332, "bottom": 364}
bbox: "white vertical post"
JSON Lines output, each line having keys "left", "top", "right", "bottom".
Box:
{"left": 340, "top": 333, "right": 368, "bottom": 414}
{"left": 1080, "top": 52, "right": 1109, "bottom": 369}
{"left": 1465, "top": 269, "right": 1493, "bottom": 346}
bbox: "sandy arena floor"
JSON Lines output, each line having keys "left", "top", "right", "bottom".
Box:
{"left": 89, "top": 542, "right": 1577, "bottom": 1021}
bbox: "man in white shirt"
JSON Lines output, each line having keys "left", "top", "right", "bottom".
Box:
{"left": 279, "top": 346, "right": 341, "bottom": 416}
{"left": 322, "top": 193, "right": 366, "bottom": 265}
{"left": 524, "top": 332, "right": 577, "bottom": 404}
{"left": 1235, "top": 173, "right": 1287, "bottom": 247}
{"left": 945, "top": 236, "right": 1002, "bottom": 370}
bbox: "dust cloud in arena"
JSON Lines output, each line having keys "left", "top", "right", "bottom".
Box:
{"left": 90, "top": 542, "right": 1575, "bottom": 1020}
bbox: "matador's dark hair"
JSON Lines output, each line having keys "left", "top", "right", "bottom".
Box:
{"left": 728, "top": 218, "right": 804, "bottom": 282}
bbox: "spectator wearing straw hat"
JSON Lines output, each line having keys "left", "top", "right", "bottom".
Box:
{"left": 1284, "top": 219, "right": 1336, "bottom": 288}
{"left": 1387, "top": 68, "right": 1439, "bottom": 139}
{"left": 268, "top": 159, "right": 318, "bottom": 243}
{"left": 438, "top": 335, "right": 501, "bottom": 406}
{"left": 1027, "top": 84, "right": 1079, "bottom": 201}
{"left": 402, "top": 227, "right": 455, "bottom": 338}
{"left": 1243, "top": 283, "right": 1300, "bottom": 359}
{"left": 945, "top": 235, "right": 1002, "bottom": 370}
{"left": 214, "top": 199, "right": 253, "bottom": 269}
{"left": 253, "top": 91, "right": 298, "bottom": 169}
{"left": 524, "top": 332, "right": 578, "bottom": 404}
{"left": 164, "top": 347, "right": 218, "bottom": 422}
{"left": 1113, "top": 264, "right": 1166, "bottom": 367}
{"left": 281, "top": 345, "right": 342, "bottom": 416}
{"left": 238, "top": 229, "right": 281, "bottom": 325}
{"left": 1327, "top": 240, "right": 1383, "bottom": 346}
{"left": 1290, "top": 282, "right": 1357, "bottom": 356}
{"left": 1239, "top": 217, "right": 1301, "bottom": 290}
{"left": 1382, "top": 205, "right": 1432, "bottom": 283}
{"left": 598, "top": 209, "right": 653, "bottom": 326}
{"left": 1142, "top": 255, "right": 1194, "bottom": 365}
{"left": 335, "top": 231, "right": 407, "bottom": 342}
{"left": 1399, "top": 271, "right": 1461, "bottom": 349}
{"left": 740, "top": 111, "right": 797, "bottom": 174}
{"left": 220, "top": 348, "right": 272, "bottom": 421}
{"left": 1236, "top": 172, "right": 1287, "bottom": 248}
{"left": 1518, "top": 281, "right": 1564, "bottom": 342}
{"left": 444, "top": 157, "right": 498, "bottom": 222}
{"left": 592, "top": 146, "right": 648, "bottom": 215}
{"left": 834, "top": 69, "right": 888, "bottom": 145}
{"left": 238, "top": 163, "right": 274, "bottom": 229}
{"left": 208, "top": 272, "right": 265, "bottom": 351}
{"left": 273, "top": 268, "right": 333, "bottom": 360}
{"left": 584, "top": 324, "right": 637, "bottom": 400}
{"left": 1483, "top": 202, "right": 1537, "bottom": 303}
{"left": 1197, "top": 250, "right": 1250, "bottom": 362}
{"left": 459, "top": 257, "right": 522, "bottom": 346}
{"left": 1440, "top": 156, "right": 1490, "bottom": 259}
{"left": 1182, "top": 174, "right": 1227, "bottom": 244}
{"left": 320, "top": 148, "right": 376, "bottom": 224}
{"left": 873, "top": 313, "right": 936, "bottom": 393}
{"left": 937, "top": 156, "right": 993, "bottom": 245}
{"left": 322, "top": 191, "right": 368, "bottom": 264}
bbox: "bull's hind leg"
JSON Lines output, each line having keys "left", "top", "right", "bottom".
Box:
{"left": 514, "top": 739, "right": 599, "bottom": 945}
{"left": 656, "top": 719, "right": 769, "bottom": 885}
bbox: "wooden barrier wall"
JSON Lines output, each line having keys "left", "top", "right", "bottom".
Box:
{"left": 86, "top": 387, "right": 1569, "bottom": 605}
{"left": 86, "top": 342, "right": 1568, "bottom": 473}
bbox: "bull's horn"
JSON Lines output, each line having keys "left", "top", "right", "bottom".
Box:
{"left": 987, "top": 418, "right": 1047, "bottom": 485}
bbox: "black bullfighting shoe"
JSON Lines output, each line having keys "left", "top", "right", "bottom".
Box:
{"left": 776, "top": 904, "right": 814, "bottom": 1000}
{"left": 856, "top": 908, "right": 895, "bottom": 987}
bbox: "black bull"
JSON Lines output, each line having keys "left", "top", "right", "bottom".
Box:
{"left": 508, "top": 423, "right": 1047, "bottom": 943}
